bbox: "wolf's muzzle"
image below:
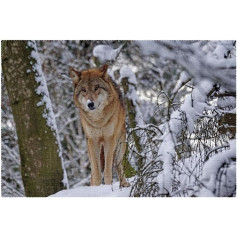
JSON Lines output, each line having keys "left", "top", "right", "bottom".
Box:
{"left": 87, "top": 101, "right": 95, "bottom": 110}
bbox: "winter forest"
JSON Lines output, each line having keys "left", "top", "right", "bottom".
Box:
{"left": 1, "top": 40, "right": 236, "bottom": 197}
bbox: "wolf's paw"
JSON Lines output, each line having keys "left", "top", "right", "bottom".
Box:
{"left": 120, "top": 180, "right": 131, "bottom": 187}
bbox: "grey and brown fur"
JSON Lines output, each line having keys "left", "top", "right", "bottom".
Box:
{"left": 69, "top": 64, "right": 130, "bottom": 187}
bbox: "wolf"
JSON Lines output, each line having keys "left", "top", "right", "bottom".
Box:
{"left": 69, "top": 64, "right": 130, "bottom": 187}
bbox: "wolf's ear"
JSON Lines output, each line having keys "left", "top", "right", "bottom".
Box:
{"left": 99, "top": 64, "right": 108, "bottom": 77}
{"left": 69, "top": 68, "right": 81, "bottom": 85}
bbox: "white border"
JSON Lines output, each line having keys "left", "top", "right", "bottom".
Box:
{"left": 0, "top": 0, "right": 237, "bottom": 39}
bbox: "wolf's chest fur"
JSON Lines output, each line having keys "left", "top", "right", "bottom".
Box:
{"left": 80, "top": 103, "right": 121, "bottom": 139}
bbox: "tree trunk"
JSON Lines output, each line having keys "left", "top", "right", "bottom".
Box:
{"left": 2, "top": 40, "right": 65, "bottom": 197}
{"left": 121, "top": 77, "right": 143, "bottom": 170}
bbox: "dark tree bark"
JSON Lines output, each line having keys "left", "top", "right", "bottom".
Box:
{"left": 2, "top": 40, "right": 64, "bottom": 197}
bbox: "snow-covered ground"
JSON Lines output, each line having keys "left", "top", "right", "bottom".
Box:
{"left": 51, "top": 178, "right": 134, "bottom": 197}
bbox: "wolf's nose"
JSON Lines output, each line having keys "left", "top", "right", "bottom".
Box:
{"left": 87, "top": 101, "right": 95, "bottom": 110}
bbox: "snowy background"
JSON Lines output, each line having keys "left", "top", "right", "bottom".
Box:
{"left": 1, "top": 40, "right": 236, "bottom": 197}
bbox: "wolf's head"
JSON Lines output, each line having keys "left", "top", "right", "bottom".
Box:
{"left": 69, "top": 64, "right": 111, "bottom": 112}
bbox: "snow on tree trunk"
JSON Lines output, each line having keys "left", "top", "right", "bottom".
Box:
{"left": 119, "top": 66, "right": 145, "bottom": 169}
{"left": 2, "top": 40, "right": 68, "bottom": 197}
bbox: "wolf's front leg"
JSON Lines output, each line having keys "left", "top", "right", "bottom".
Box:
{"left": 88, "top": 139, "right": 101, "bottom": 186}
{"left": 103, "top": 137, "right": 116, "bottom": 185}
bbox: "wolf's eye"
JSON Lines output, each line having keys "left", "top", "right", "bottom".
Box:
{"left": 95, "top": 85, "right": 99, "bottom": 91}
{"left": 81, "top": 87, "right": 86, "bottom": 92}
